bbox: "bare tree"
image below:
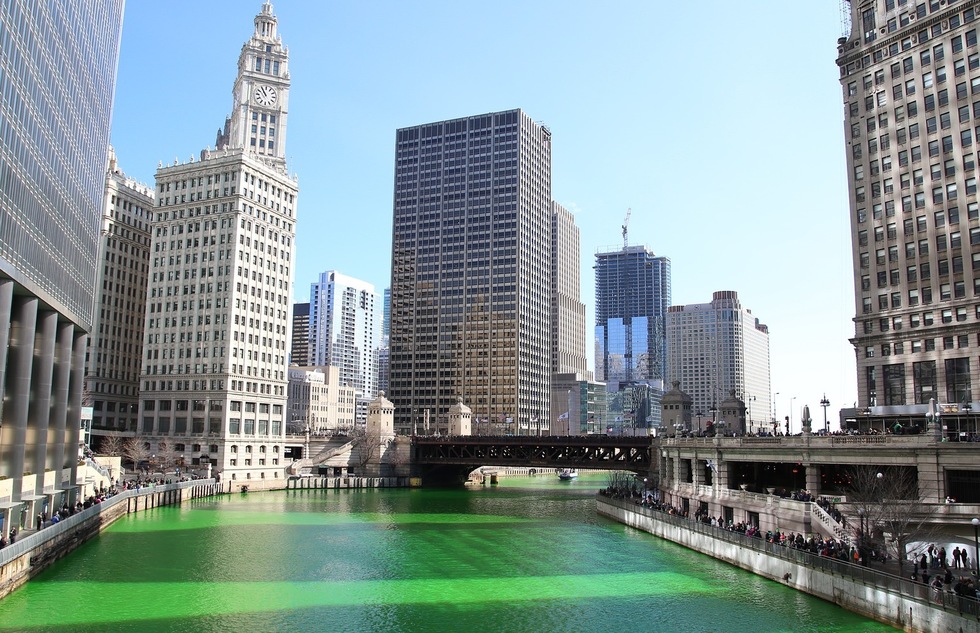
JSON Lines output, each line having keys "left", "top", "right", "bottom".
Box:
{"left": 350, "top": 427, "right": 382, "bottom": 474}
{"left": 99, "top": 435, "right": 123, "bottom": 457}
{"left": 156, "top": 441, "right": 184, "bottom": 473}
{"left": 847, "top": 465, "right": 941, "bottom": 572}
{"left": 121, "top": 437, "right": 150, "bottom": 476}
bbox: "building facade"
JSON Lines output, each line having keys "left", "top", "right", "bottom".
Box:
{"left": 308, "top": 270, "right": 382, "bottom": 410}
{"left": 551, "top": 372, "right": 606, "bottom": 435}
{"left": 552, "top": 202, "right": 588, "bottom": 376}
{"left": 0, "top": 0, "right": 124, "bottom": 530}
{"left": 286, "top": 365, "right": 356, "bottom": 435}
{"left": 666, "top": 291, "right": 771, "bottom": 433}
{"left": 594, "top": 244, "right": 671, "bottom": 430}
{"left": 290, "top": 301, "right": 310, "bottom": 366}
{"left": 389, "top": 109, "right": 553, "bottom": 435}
{"left": 839, "top": 0, "right": 980, "bottom": 413}
{"left": 85, "top": 148, "right": 154, "bottom": 443}
{"left": 376, "top": 287, "right": 390, "bottom": 395}
{"left": 139, "top": 3, "right": 298, "bottom": 482}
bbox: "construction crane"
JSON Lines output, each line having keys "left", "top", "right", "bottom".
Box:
{"left": 622, "top": 207, "right": 631, "bottom": 249}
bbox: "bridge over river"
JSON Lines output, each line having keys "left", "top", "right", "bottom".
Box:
{"left": 412, "top": 435, "right": 654, "bottom": 485}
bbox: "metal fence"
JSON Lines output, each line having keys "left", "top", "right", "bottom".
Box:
{"left": 0, "top": 480, "right": 212, "bottom": 568}
{"left": 599, "top": 494, "right": 980, "bottom": 620}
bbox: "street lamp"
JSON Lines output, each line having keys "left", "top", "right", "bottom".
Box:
{"left": 696, "top": 411, "right": 703, "bottom": 434}
{"left": 820, "top": 394, "right": 830, "bottom": 434}
{"left": 709, "top": 404, "right": 717, "bottom": 436}
{"left": 789, "top": 396, "right": 796, "bottom": 435}
{"left": 972, "top": 517, "right": 980, "bottom": 577}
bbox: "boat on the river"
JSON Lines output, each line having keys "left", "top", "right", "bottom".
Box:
{"left": 558, "top": 468, "right": 578, "bottom": 480}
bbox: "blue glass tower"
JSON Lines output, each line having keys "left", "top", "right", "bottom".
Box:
{"left": 594, "top": 245, "right": 671, "bottom": 430}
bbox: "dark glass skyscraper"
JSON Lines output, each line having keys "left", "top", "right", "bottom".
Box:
{"left": 0, "top": 0, "right": 124, "bottom": 528}
{"left": 389, "top": 109, "right": 553, "bottom": 435}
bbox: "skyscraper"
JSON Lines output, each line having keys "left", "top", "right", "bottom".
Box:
{"left": 290, "top": 302, "right": 310, "bottom": 366}
{"left": 308, "top": 270, "right": 382, "bottom": 408}
{"left": 389, "top": 109, "right": 553, "bottom": 435}
{"left": 552, "top": 202, "right": 588, "bottom": 376}
{"left": 666, "top": 291, "right": 771, "bottom": 433}
{"left": 0, "top": 0, "right": 124, "bottom": 527}
{"left": 594, "top": 244, "right": 671, "bottom": 429}
{"left": 140, "top": 2, "right": 297, "bottom": 482}
{"left": 86, "top": 148, "right": 154, "bottom": 443}
{"left": 839, "top": 1, "right": 980, "bottom": 410}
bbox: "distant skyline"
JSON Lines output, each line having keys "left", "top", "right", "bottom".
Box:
{"left": 109, "top": 1, "right": 854, "bottom": 430}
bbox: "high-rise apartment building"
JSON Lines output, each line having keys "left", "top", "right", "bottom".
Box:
{"left": 290, "top": 302, "right": 310, "bottom": 366}
{"left": 309, "top": 271, "right": 382, "bottom": 407}
{"left": 594, "top": 244, "right": 670, "bottom": 429}
{"left": 666, "top": 291, "right": 771, "bottom": 433}
{"left": 552, "top": 202, "right": 588, "bottom": 376}
{"left": 0, "top": 0, "right": 124, "bottom": 528}
{"left": 140, "top": 3, "right": 297, "bottom": 482}
{"left": 389, "top": 109, "right": 553, "bottom": 435}
{"left": 86, "top": 148, "right": 154, "bottom": 443}
{"left": 840, "top": 1, "right": 980, "bottom": 409}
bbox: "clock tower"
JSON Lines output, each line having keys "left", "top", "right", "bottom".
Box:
{"left": 220, "top": 1, "right": 289, "bottom": 170}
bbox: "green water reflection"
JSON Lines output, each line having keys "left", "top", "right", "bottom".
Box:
{"left": 0, "top": 473, "right": 895, "bottom": 632}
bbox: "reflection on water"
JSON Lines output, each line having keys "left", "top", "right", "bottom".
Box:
{"left": 0, "top": 473, "right": 895, "bottom": 632}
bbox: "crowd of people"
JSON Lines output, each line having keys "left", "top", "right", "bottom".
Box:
{"left": 600, "top": 482, "right": 980, "bottom": 604}
{"left": 0, "top": 475, "right": 199, "bottom": 552}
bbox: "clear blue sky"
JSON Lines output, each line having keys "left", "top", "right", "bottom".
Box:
{"left": 110, "top": 1, "right": 855, "bottom": 430}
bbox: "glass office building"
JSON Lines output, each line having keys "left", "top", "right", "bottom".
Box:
{"left": 0, "top": 0, "right": 124, "bottom": 529}
{"left": 594, "top": 245, "right": 670, "bottom": 430}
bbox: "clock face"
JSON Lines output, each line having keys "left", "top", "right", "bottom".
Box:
{"left": 253, "top": 84, "right": 278, "bottom": 107}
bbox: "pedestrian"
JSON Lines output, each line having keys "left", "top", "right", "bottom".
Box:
{"left": 939, "top": 546, "right": 948, "bottom": 567}
{"left": 932, "top": 574, "right": 945, "bottom": 602}
{"left": 953, "top": 546, "right": 962, "bottom": 568}
{"left": 9, "top": 527, "right": 16, "bottom": 544}
{"left": 35, "top": 513, "right": 43, "bottom": 529}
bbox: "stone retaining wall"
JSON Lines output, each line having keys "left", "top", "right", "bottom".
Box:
{"left": 597, "top": 495, "right": 980, "bottom": 633}
{"left": 0, "top": 480, "right": 220, "bottom": 600}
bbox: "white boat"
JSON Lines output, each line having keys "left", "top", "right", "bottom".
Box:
{"left": 558, "top": 468, "right": 578, "bottom": 480}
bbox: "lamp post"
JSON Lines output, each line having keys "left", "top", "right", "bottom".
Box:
{"left": 709, "top": 404, "right": 717, "bottom": 436}
{"left": 972, "top": 517, "right": 980, "bottom": 577}
{"left": 696, "top": 411, "right": 703, "bottom": 435}
{"left": 820, "top": 394, "right": 830, "bottom": 434}
{"left": 774, "top": 392, "right": 779, "bottom": 431}
{"left": 789, "top": 396, "right": 796, "bottom": 435}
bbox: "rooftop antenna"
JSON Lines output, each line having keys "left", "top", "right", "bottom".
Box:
{"left": 622, "top": 207, "right": 631, "bottom": 250}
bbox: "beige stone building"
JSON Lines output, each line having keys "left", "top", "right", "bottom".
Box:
{"left": 840, "top": 0, "right": 980, "bottom": 414}
{"left": 287, "top": 366, "right": 356, "bottom": 434}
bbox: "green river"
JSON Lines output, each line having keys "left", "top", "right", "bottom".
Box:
{"left": 0, "top": 473, "right": 894, "bottom": 632}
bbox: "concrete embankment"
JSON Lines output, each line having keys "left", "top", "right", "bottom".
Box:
{"left": 597, "top": 495, "right": 980, "bottom": 633}
{"left": 0, "top": 480, "right": 221, "bottom": 600}
{"left": 0, "top": 475, "right": 415, "bottom": 600}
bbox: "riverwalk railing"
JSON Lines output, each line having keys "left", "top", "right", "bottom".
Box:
{"left": 599, "top": 494, "right": 980, "bottom": 620}
{"left": 0, "top": 479, "right": 215, "bottom": 568}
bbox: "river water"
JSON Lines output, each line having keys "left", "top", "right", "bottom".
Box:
{"left": 0, "top": 473, "right": 894, "bottom": 632}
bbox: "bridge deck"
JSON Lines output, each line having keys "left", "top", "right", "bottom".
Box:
{"left": 413, "top": 435, "right": 652, "bottom": 471}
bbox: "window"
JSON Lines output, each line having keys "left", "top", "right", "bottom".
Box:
{"left": 914, "top": 361, "right": 937, "bottom": 404}
{"left": 946, "top": 357, "right": 973, "bottom": 403}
